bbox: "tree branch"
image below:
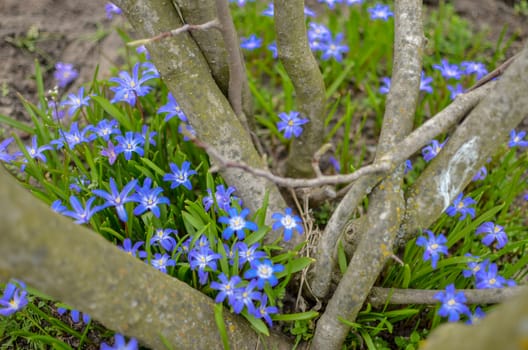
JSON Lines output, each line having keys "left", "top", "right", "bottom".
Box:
{"left": 273, "top": 0, "right": 327, "bottom": 178}
{"left": 114, "top": 0, "right": 289, "bottom": 245}
{"left": 368, "top": 286, "right": 526, "bottom": 308}
{"left": 402, "top": 41, "right": 528, "bottom": 243}
{"left": 0, "top": 167, "right": 293, "bottom": 350}
{"left": 309, "top": 62, "right": 494, "bottom": 300}
{"left": 311, "top": 2, "right": 424, "bottom": 348}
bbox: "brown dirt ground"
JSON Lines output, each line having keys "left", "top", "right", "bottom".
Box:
{"left": 1, "top": 0, "right": 526, "bottom": 130}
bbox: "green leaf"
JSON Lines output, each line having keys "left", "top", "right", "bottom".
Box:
{"left": 0, "top": 113, "right": 33, "bottom": 133}
{"left": 337, "top": 240, "right": 348, "bottom": 274}
{"left": 91, "top": 95, "right": 133, "bottom": 130}
{"left": 276, "top": 257, "right": 314, "bottom": 278}
{"left": 141, "top": 157, "right": 167, "bottom": 178}
{"left": 214, "top": 304, "right": 231, "bottom": 350}
{"left": 245, "top": 225, "right": 270, "bottom": 246}
{"left": 272, "top": 311, "right": 319, "bottom": 322}
{"left": 242, "top": 310, "right": 269, "bottom": 336}
{"left": 182, "top": 211, "right": 205, "bottom": 231}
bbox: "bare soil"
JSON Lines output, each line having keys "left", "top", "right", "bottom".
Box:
{"left": 1, "top": 0, "right": 526, "bottom": 130}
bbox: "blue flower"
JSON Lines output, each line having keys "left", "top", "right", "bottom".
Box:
{"left": 277, "top": 111, "right": 309, "bottom": 139}
{"left": 150, "top": 253, "right": 176, "bottom": 273}
{"left": 61, "top": 86, "right": 91, "bottom": 116}
{"left": 57, "top": 307, "right": 91, "bottom": 324}
{"left": 92, "top": 178, "right": 138, "bottom": 222}
{"left": 472, "top": 166, "right": 487, "bottom": 181}
{"left": 210, "top": 273, "right": 242, "bottom": 304}
{"left": 461, "top": 61, "right": 488, "bottom": 79}
{"left": 447, "top": 83, "right": 465, "bottom": 100}
{"left": 508, "top": 129, "right": 528, "bottom": 148}
{"left": 466, "top": 307, "right": 486, "bottom": 325}
{"left": 379, "top": 77, "right": 391, "bottom": 94}
{"left": 53, "top": 62, "right": 78, "bottom": 88}
{"left": 47, "top": 100, "right": 66, "bottom": 121}
{"left": 476, "top": 222, "right": 508, "bottom": 249}
{"left": 415, "top": 230, "right": 448, "bottom": 269}
{"left": 367, "top": 4, "right": 394, "bottom": 21}
{"left": 218, "top": 208, "right": 258, "bottom": 240}
{"left": 131, "top": 177, "right": 170, "bottom": 218}
{"left": 25, "top": 135, "right": 53, "bottom": 163}
{"left": 92, "top": 119, "right": 121, "bottom": 141}
{"left": 232, "top": 279, "right": 261, "bottom": 314}
{"left": 462, "top": 255, "right": 489, "bottom": 278}
{"left": 141, "top": 62, "right": 159, "bottom": 78}
{"left": 189, "top": 246, "right": 222, "bottom": 284}
{"left": 267, "top": 42, "right": 278, "bottom": 59}
{"left": 244, "top": 259, "right": 285, "bottom": 289}
{"left": 115, "top": 131, "right": 145, "bottom": 160}
{"left": 320, "top": 33, "right": 349, "bottom": 62}
{"left": 307, "top": 23, "right": 332, "bottom": 51}
{"left": 100, "top": 141, "right": 118, "bottom": 165}
{"left": 104, "top": 2, "right": 122, "bottom": 19}
{"left": 252, "top": 294, "right": 279, "bottom": 327}
{"left": 158, "top": 92, "right": 188, "bottom": 122}
{"left": 101, "top": 333, "right": 138, "bottom": 350}
{"left": 240, "top": 34, "right": 262, "bottom": 50}
{"left": 475, "top": 263, "right": 507, "bottom": 289}
{"left": 433, "top": 59, "right": 462, "bottom": 80}
{"left": 0, "top": 281, "right": 28, "bottom": 316}
{"left": 420, "top": 72, "right": 434, "bottom": 94}
{"left": 229, "top": 0, "right": 255, "bottom": 6}
{"left": 434, "top": 284, "right": 471, "bottom": 322}
{"left": 346, "top": 0, "right": 364, "bottom": 4}
{"left": 319, "top": 0, "right": 343, "bottom": 9}
{"left": 119, "top": 238, "right": 147, "bottom": 259}
{"left": 51, "top": 199, "right": 67, "bottom": 214}
{"left": 136, "top": 45, "right": 150, "bottom": 59}
{"left": 0, "top": 137, "right": 21, "bottom": 163}
{"left": 272, "top": 208, "right": 304, "bottom": 242}
{"left": 203, "top": 184, "right": 239, "bottom": 212}
{"left": 446, "top": 193, "right": 476, "bottom": 220}
{"left": 421, "top": 139, "right": 447, "bottom": 162}
{"left": 62, "top": 196, "right": 103, "bottom": 224}
{"left": 109, "top": 63, "right": 156, "bottom": 105}
{"left": 404, "top": 159, "right": 413, "bottom": 174}
{"left": 234, "top": 242, "right": 267, "bottom": 265}
{"left": 163, "top": 161, "right": 197, "bottom": 190}
{"left": 150, "top": 228, "right": 178, "bottom": 252}
{"left": 51, "top": 122, "right": 95, "bottom": 150}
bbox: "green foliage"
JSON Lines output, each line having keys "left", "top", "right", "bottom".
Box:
{"left": 0, "top": 1, "right": 526, "bottom": 349}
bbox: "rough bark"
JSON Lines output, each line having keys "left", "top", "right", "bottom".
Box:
{"left": 311, "top": 1, "right": 424, "bottom": 348}
{"left": 172, "top": 0, "right": 254, "bottom": 123}
{"left": 402, "top": 41, "right": 528, "bottom": 242}
{"left": 274, "top": 0, "right": 326, "bottom": 178}
{"left": 114, "top": 0, "right": 288, "bottom": 244}
{"left": 0, "top": 166, "right": 293, "bottom": 350}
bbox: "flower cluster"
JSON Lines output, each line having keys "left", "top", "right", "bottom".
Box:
{"left": 0, "top": 281, "right": 28, "bottom": 317}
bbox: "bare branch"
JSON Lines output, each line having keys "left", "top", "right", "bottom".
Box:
{"left": 127, "top": 19, "right": 220, "bottom": 47}
{"left": 312, "top": 1, "right": 424, "bottom": 348}
{"left": 274, "top": 0, "right": 326, "bottom": 178}
{"left": 215, "top": 0, "right": 245, "bottom": 120}
{"left": 191, "top": 136, "right": 390, "bottom": 187}
{"left": 368, "top": 286, "right": 526, "bottom": 308}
